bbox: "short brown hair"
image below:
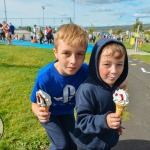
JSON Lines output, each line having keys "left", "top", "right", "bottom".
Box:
{"left": 102, "top": 43, "right": 125, "bottom": 59}
{"left": 54, "top": 24, "right": 88, "bottom": 49}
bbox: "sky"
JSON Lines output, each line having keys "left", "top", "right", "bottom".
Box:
{"left": 0, "top": 0, "right": 150, "bottom": 28}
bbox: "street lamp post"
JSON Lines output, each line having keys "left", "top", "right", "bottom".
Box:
{"left": 73, "top": 0, "right": 75, "bottom": 23}
{"left": 4, "top": 0, "right": 7, "bottom": 22}
{"left": 42, "top": 6, "right": 45, "bottom": 28}
{"left": 134, "top": 25, "right": 140, "bottom": 52}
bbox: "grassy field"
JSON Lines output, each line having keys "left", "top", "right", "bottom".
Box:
{"left": 0, "top": 44, "right": 54, "bottom": 150}
{"left": 0, "top": 42, "right": 149, "bottom": 149}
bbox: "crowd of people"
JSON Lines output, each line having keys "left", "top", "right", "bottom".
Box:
{"left": 1, "top": 21, "right": 145, "bottom": 51}
{"left": 31, "top": 24, "right": 54, "bottom": 44}
{"left": 0, "top": 21, "right": 55, "bottom": 45}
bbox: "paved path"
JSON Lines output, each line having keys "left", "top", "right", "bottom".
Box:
{"left": 112, "top": 51, "right": 150, "bottom": 150}
{"left": 127, "top": 49, "right": 150, "bottom": 55}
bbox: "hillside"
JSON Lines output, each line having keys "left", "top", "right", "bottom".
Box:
{"left": 85, "top": 24, "right": 150, "bottom": 32}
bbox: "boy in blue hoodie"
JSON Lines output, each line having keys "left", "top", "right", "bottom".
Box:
{"left": 30, "top": 24, "right": 89, "bottom": 150}
{"left": 74, "top": 38, "right": 128, "bottom": 150}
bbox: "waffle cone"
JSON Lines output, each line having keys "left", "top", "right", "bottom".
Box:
{"left": 115, "top": 104, "right": 125, "bottom": 116}
{"left": 43, "top": 106, "right": 49, "bottom": 112}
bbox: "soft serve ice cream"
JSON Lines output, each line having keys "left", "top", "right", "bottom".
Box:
{"left": 113, "top": 89, "right": 129, "bottom": 116}
{"left": 36, "top": 90, "right": 52, "bottom": 112}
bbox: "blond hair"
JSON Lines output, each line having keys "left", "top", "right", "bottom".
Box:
{"left": 102, "top": 43, "right": 125, "bottom": 59}
{"left": 54, "top": 24, "right": 88, "bottom": 49}
{"left": 2, "top": 21, "right": 6, "bottom": 25}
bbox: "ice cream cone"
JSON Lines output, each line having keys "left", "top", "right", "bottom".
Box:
{"left": 36, "top": 90, "right": 52, "bottom": 112}
{"left": 113, "top": 89, "right": 129, "bottom": 116}
{"left": 43, "top": 106, "right": 49, "bottom": 112}
{"left": 115, "top": 104, "right": 125, "bottom": 116}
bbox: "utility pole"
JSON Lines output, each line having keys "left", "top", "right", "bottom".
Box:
{"left": 4, "top": 0, "right": 7, "bottom": 22}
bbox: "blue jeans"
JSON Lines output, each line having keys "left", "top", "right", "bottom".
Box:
{"left": 41, "top": 114, "right": 77, "bottom": 150}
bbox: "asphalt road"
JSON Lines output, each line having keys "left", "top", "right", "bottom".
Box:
{"left": 112, "top": 54, "right": 150, "bottom": 150}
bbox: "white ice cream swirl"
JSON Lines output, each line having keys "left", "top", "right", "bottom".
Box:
{"left": 36, "top": 90, "right": 52, "bottom": 106}
{"left": 113, "top": 89, "right": 129, "bottom": 106}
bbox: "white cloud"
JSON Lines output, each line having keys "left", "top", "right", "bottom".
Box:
{"left": 134, "top": 13, "right": 150, "bottom": 18}
{"left": 77, "top": 0, "right": 133, "bottom": 4}
{"left": 95, "top": 7, "right": 113, "bottom": 12}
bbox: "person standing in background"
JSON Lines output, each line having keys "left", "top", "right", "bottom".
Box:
{"left": 139, "top": 38, "right": 143, "bottom": 47}
{"left": 37, "top": 27, "right": 44, "bottom": 44}
{"left": 46, "top": 26, "right": 53, "bottom": 44}
{"left": 0, "top": 23, "right": 5, "bottom": 41}
{"left": 9, "top": 23, "right": 15, "bottom": 39}
{"left": 2, "top": 21, "right": 12, "bottom": 45}
{"left": 33, "top": 24, "right": 37, "bottom": 39}
{"left": 130, "top": 36, "right": 135, "bottom": 49}
{"left": 44, "top": 26, "right": 48, "bottom": 43}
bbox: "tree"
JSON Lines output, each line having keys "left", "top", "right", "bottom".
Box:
{"left": 132, "top": 18, "right": 143, "bottom": 32}
{"left": 113, "top": 29, "right": 123, "bottom": 35}
{"left": 87, "top": 24, "right": 96, "bottom": 34}
{"left": 26, "top": 26, "right": 32, "bottom": 32}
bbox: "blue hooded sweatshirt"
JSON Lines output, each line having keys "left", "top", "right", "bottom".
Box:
{"left": 74, "top": 38, "right": 128, "bottom": 150}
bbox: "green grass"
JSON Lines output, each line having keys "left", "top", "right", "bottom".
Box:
{"left": 0, "top": 41, "right": 149, "bottom": 149}
{"left": 123, "top": 40, "right": 150, "bottom": 53}
{"left": 130, "top": 55, "right": 150, "bottom": 64}
{"left": 123, "top": 41, "right": 133, "bottom": 49}
{"left": 123, "top": 41, "right": 150, "bottom": 64}
{"left": 0, "top": 44, "right": 56, "bottom": 150}
{"left": 139, "top": 42, "right": 150, "bottom": 53}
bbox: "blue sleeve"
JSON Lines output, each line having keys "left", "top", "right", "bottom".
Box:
{"left": 30, "top": 64, "right": 51, "bottom": 103}
{"left": 30, "top": 71, "right": 45, "bottom": 103}
{"left": 75, "top": 86, "right": 109, "bottom": 134}
{"left": 30, "top": 76, "right": 40, "bottom": 103}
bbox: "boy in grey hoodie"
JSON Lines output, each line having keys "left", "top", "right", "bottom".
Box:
{"left": 74, "top": 38, "right": 128, "bottom": 150}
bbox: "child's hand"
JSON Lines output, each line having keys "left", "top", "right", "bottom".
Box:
{"left": 106, "top": 113, "right": 121, "bottom": 129}
{"left": 37, "top": 107, "right": 50, "bottom": 122}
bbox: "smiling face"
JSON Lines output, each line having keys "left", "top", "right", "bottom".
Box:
{"left": 98, "top": 43, "right": 125, "bottom": 87}
{"left": 53, "top": 40, "right": 86, "bottom": 76}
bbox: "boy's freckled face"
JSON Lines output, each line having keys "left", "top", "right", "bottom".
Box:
{"left": 98, "top": 49, "right": 125, "bottom": 87}
{"left": 53, "top": 40, "right": 86, "bottom": 76}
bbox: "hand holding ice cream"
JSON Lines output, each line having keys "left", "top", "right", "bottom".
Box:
{"left": 36, "top": 90, "right": 52, "bottom": 112}
{"left": 113, "top": 89, "right": 129, "bottom": 116}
